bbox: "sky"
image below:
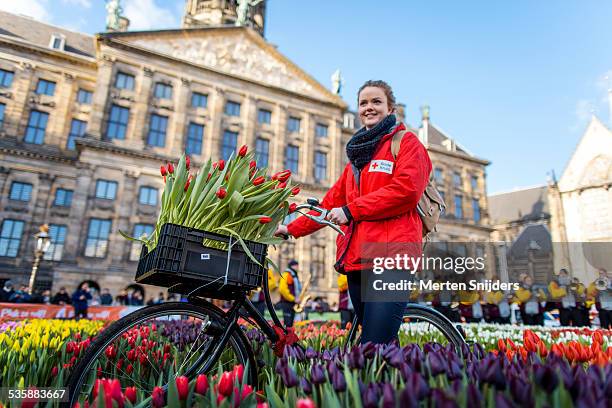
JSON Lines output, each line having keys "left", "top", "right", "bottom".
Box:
{"left": 1, "top": 0, "right": 611, "bottom": 194}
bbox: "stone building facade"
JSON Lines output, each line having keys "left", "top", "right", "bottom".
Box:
{"left": 0, "top": 2, "right": 493, "bottom": 301}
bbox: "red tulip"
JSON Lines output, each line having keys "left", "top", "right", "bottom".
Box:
{"left": 125, "top": 387, "right": 137, "bottom": 404}
{"left": 184, "top": 176, "right": 192, "bottom": 192}
{"left": 167, "top": 163, "right": 174, "bottom": 174}
{"left": 239, "top": 145, "right": 248, "bottom": 157}
{"left": 126, "top": 364, "right": 133, "bottom": 374}
{"left": 160, "top": 165, "right": 167, "bottom": 177}
{"left": 289, "top": 203, "right": 297, "bottom": 214}
{"left": 127, "top": 349, "right": 136, "bottom": 361}
{"left": 253, "top": 176, "right": 265, "bottom": 186}
{"left": 232, "top": 365, "right": 244, "bottom": 382}
{"left": 152, "top": 386, "right": 165, "bottom": 408}
{"left": 195, "top": 374, "right": 208, "bottom": 395}
{"left": 139, "top": 353, "right": 147, "bottom": 365}
{"left": 277, "top": 181, "right": 287, "bottom": 189}
{"left": 272, "top": 170, "right": 291, "bottom": 182}
{"left": 259, "top": 216, "right": 272, "bottom": 224}
{"left": 497, "top": 339, "right": 506, "bottom": 353}
{"left": 218, "top": 372, "right": 233, "bottom": 397}
{"left": 296, "top": 398, "right": 316, "bottom": 408}
{"left": 186, "top": 156, "right": 191, "bottom": 170}
{"left": 291, "top": 186, "right": 300, "bottom": 196}
{"left": 593, "top": 331, "right": 603, "bottom": 345}
{"left": 216, "top": 187, "right": 227, "bottom": 199}
{"left": 249, "top": 160, "right": 257, "bottom": 170}
{"left": 175, "top": 376, "right": 189, "bottom": 401}
{"left": 51, "top": 366, "right": 58, "bottom": 377}
{"left": 218, "top": 160, "right": 225, "bottom": 171}
{"left": 116, "top": 358, "right": 124, "bottom": 371}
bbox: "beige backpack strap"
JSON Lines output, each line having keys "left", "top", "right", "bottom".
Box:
{"left": 391, "top": 128, "right": 407, "bottom": 159}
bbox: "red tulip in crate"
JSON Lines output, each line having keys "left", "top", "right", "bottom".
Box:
{"left": 135, "top": 223, "right": 268, "bottom": 299}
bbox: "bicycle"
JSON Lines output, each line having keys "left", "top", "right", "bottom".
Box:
{"left": 66, "top": 198, "right": 466, "bottom": 406}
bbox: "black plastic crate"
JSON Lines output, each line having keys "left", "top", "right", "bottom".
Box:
{"left": 135, "top": 223, "right": 268, "bottom": 299}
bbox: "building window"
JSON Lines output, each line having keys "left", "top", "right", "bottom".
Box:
{"left": 258, "top": 109, "right": 272, "bottom": 124}
{"left": 44, "top": 224, "right": 67, "bottom": 261}
{"left": 314, "top": 151, "right": 327, "bottom": 181}
{"left": 311, "top": 245, "right": 325, "bottom": 279}
{"left": 185, "top": 122, "right": 204, "bottom": 155}
{"left": 255, "top": 138, "right": 269, "bottom": 167}
{"left": 434, "top": 168, "right": 444, "bottom": 185}
{"left": 0, "top": 103, "right": 5, "bottom": 127}
{"left": 95, "top": 180, "right": 117, "bottom": 200}
{"left": 130, "top": 223, "right": 154, "bottom": 261}
{"left": 287, "top": 116, "right": 300, "bottom": 133}
{"left": 221, "top": 130, "right": 238, "bottom": 160}
{"left": 84, "top": 218, "right": 111, "bottom": 258}
{"left": 285, "top": 145, "right": 299, "bottom": 174}
{"left": 191, "top": 92, "right": 208, "bottom": 108}
{"left": 9, "top": 182, "right": 33, "bottom": 202}
{"left": 454, "top": 243, "right": 467, "bottom": 258}
{"left": 106, "top": 105, "right": 129, "bottom": 140}
{"left": 115, "top": 72, "right": 135, "bottom": 90}
{"left": 24, "top": 110, "right": 49, "bottom": 144}
{"left": 315, "top": 123, "right": 328, "bottom": 138}
{"left": 471, "top": 175, "right": 478, "bottom": 191}
{"left": 0, "top": 69, "right": 14, "bottom": 88}
{"left": 50, "top": 34, "right": 65, "bottom": 50}
{"left": 224, "top": 101, "right": 241, "bottom": 116}
{"left": 153, "top": 82, "right": 173, "bottom": 99}
{"left": 454, "top": 195, "right": 463, "bottom": 219}
{"left": 147, "top": 114, "right": 168, "bottom": 147}
{"left": 35, "top": 79, "right": 56, "bottom": 96}
{"left": 138, "top": 186, "right": 158, "bottom": 206}
{"left": 53, "top": 188, "right": 73, "bottom": 207}
{"left": 76, "top": 89, "right": 92, "bottom": 104}
{"left": 67, "top": 119, "right": 87, "bottom": 150}
{"left": 453, "top": 172, "right": 462, "bottom": 188}
{"left": 472, "top": 198, "right": 481, "bottom": 222}
{"left": 0, "top": 219, "right": 24, "bottom": 257}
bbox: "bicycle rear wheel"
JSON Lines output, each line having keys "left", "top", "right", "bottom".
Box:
{"left": 66, "top": 302, "right": 254, "bottom": 407}
{"left": 347, "top": 303, "right": 466, "bottom": 351}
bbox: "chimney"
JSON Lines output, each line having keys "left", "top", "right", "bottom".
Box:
{"left": 418, "top": 104, "right": 430, "bottom": 146}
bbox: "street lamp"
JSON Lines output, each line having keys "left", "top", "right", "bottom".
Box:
{"left": 28, "top": 224, "right": 51, "bottom": 295}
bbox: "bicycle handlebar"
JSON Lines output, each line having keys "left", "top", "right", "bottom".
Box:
{"left": 278, "top": 197, "right": 346, "bottom": 239}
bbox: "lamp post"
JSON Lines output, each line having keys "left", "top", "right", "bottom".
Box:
{"left": 28, "top": 224, "right": 51, "bottom": 295}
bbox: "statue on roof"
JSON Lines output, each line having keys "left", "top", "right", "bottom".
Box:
{"left": 235, "top": 0, "right": 263, "bottom": 27}
{"left": 106, "top": 0, "right": 123, "bottom": 31}
{"left": 331, "top": 69, "right": 344, "bottom": 95}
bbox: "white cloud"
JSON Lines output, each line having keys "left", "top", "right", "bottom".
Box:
{"left": 123, "top": 0, "right": 179, "bottom": 30}
{"left": 0, "top": 0, "right": 51, "bottom": 22}
{"left": 61, "top": 0, "right": 92, "bottom": 8}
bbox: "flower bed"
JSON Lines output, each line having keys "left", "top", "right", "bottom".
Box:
{"left": 0, "top": 319, "right": 610, "bottom": 407}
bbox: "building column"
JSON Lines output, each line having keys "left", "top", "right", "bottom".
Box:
{"left": 49, "top": 72, "right": 76, "bottom": 147}
{"left": 170, "top": 78, "right": 191, "bottom": 157}
{"left": 62, "top": 163, "right": 93, "bottom": 263}
{"left": 8, "top": 61, "right": 36, "bottom": 138}
{"left": 129, "top": 67, "right": 154, "bottom": 149}
{"left": 303, "top": 113, "right": 314, "bottom": 183}
{"left": 88, "top": 57, "right": 114, "bottom": 138}
{"left": 207, "top": 87, "right": 225, "bottom": 160}
{"left": 243, "top": 95, "right": 256, "bottom": 149}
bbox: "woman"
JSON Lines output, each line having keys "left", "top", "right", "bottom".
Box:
{"left": 275, "top": 80, "right": 431, "bottom": 344}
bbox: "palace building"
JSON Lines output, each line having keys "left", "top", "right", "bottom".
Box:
{"left": 0, "top": 1, "right": 492, "bottom": 301}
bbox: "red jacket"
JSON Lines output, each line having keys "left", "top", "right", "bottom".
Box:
{"left": 287, "top": 123, "right": 432, "bottom": 272}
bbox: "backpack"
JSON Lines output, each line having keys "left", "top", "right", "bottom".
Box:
{"left": 391, "top": 128, "right": 446, "bottom": 238}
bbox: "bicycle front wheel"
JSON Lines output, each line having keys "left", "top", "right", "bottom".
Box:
{"left": 66, "top": 302, "right": 253, "bottom": 407}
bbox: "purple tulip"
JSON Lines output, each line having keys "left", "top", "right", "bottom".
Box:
{"left": 404, "top": 372, "right": 429, "bottom": 401}
{"left": 430, "top": 389, "right": 457, "bottom": 408}
{"left": 480, "top": 357, "right": 505, "bottom": 390}
{"left": 381, "top": 383, "right": 395, "bottom": 408}
{"left": 465, "top": 383, "right": 482, "bottom": 408}
{"left": 428, "top": 351, "right": 447, "bottom": 376}
{"left": 322, "top": 350, "right": 332, "bottom": 361}
{"left": 447, "top": 360, "right": 463, "bottom": 381}
{"left": 399, "top": 387, "right": 419, "bottom": 408}
{"left": 473, "top": 343, "right": 485, "bottom": 359}
{"left": 387, "top": 349, "right": 405, "bottom": 369}
{"left": 399, "top": 362, "right": 413, "bottom": 382}
{"left": 494, "top": 392, "right": 514, "bottom": 408}
{"left": 310, "top": 364, "right": 326, "bottom": 385}
{"left": 509, "top": 376, "right": 532, "bottom": 406}
{"left": 605, "top": 374, "right": 612, "bottom": 400}
{"left": 348, "top": 347, "right": 365, "bottom": 370}
{"left": 305, "top": 347, "right": 318, "bottom": 359}
{"left": 533, "top": 363, "right": 558, "bottom": 394}
{"left": 331, "top": 367, "right": 346, "bottom": 392}
{"left": 300, "top": 377, "right": 312, "bottom": 395}
{"left": 280, "top": 363, "right": 299, "bottom": 388}
{"left": 361, "top": 342, "right": 377, "bottom": 359}
{"left": 275, "top": 358, "right": 284, "bottom": 375}
{"left": 363, "top": 383, "right": 380, "bottom": 408}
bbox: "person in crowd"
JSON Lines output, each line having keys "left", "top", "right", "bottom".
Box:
{"left": 549, "top": 268, "right": 572, "bottom": 326}
{"left": 571, "top": 277, "right": 589, "bottom": 327}
{"left": 0, "top": 280, "right": 14, "bottom": 302}
{"left": 588, "top": 268, "right": 611, "bottom": 329}
{"left": 459, "top": 287, "right": 482, "bottom": 323}
{"left": 38, "top": 289, "right": 52, "bottom": 304}
{"left": 132, "top": 290, "right": 144, "bottom": 306}
{"left": 277, "top": 260, "right": 300, "bottom": 328}
{"left": 484, "top": 287, "right": 511, "bottom": 324}
{"left": 52, "top": 287, "right": 71, "bottom": 305}
{"left": 337, "top": 273, "right": 354, "bottom": 328}
{"left": 275, "top": 80, "right": 431, "bottom": 344}
{"left": 71, "top": 282, "right": 92, "bottom": 320}
{"left": 9, "top": 285, "right": 32, "bottom": 303}
{"left": 125, "top": 288, "right": 136, "bottom": 305}
{"left": 100, "top": 288, "right": 113, "bottom": 305}
{"left": 115, "top": 289, "right": 128, "bottom": 305}
{"left": 514, "top": 275, "right": 546, "bottom": 325}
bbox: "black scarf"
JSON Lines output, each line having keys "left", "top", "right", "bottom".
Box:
{"left": 346, "top": 114, "right": 397, "bottom": 169}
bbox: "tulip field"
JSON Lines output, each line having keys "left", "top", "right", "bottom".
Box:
{"left": 0, "top": 319, "right": 611, "bottom": 407}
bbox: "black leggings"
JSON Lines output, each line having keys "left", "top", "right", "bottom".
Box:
{"left": 347, "top": 272, "right": 407, "bottom": 344}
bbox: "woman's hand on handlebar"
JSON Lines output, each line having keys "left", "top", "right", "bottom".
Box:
{"left": 274, "top": 224, "right": 290, "bottom": 239}
{"left": 326, "top": 207, "right": 348, "bottom": 225}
